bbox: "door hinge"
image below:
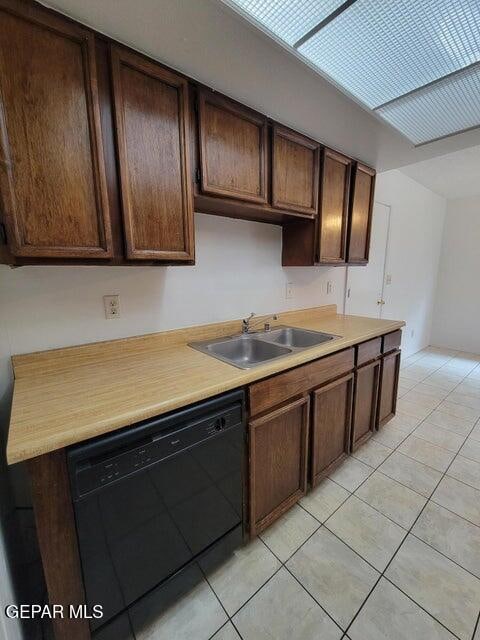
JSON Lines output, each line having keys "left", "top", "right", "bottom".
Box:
{"left": 0, "top": 222, "right": 7, "bottom": 245}
{"left": 194, "top": 168, "right": 201, "bottom": 184}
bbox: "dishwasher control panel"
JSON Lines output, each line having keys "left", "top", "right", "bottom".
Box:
{"left": 68, "top": 398, "right": 244, "bottom": 499}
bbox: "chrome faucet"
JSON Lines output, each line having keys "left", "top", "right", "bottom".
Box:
{"left": 242, "top": 312, "right": 279, "bottom": 334}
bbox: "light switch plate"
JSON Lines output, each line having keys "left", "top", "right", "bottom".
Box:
{"left": 285, "top": 282, "right": 294, "bottom": 299}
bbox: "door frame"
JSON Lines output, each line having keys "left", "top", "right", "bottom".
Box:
{"left": 343, "top": 200, "right": 392, "bottom": 318}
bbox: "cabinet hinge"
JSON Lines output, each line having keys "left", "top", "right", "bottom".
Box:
{"left": 194, "top": 168, "right": 201, "bottom": 184}
{"left": 0, "top": 222, "right": 7, "bottom": 245}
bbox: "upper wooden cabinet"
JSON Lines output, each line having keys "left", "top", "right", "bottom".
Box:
{"left": 347, "top": 163, "right": 376, "bottom": 264}
{"left": 282, "top": 147, "right": 353, "bottom": 266}
{"left": 197, "top": 90, "right": 268, "bottom": 204}
{"left": 110, "top": 46, "right": 194, "bottom": 261}
{"left": 0, "top": 1, "right": 112, "bottom": 259}
{"left": 272, "top": 125, "right": 319, "bottom": 216}
{"left": 317, "top": 148, "right": 351, "bottom": 264}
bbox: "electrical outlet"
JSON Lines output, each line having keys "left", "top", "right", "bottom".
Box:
{"left": 285, "top": 282, "right": 294, "bottom": 299}
{"left": 104, "top": 295, "right": 120, "bottom": 319}
{"left": 411, "top": 329, "right": 415, "bottom": 338}
{"left": 386, "top": 274, "right": 392, "bottom": 285}
{"left": 326, "top": 281, "right": 333, "bottom": 295}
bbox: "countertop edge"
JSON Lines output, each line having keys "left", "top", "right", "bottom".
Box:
{"left": 7, "top": 316, "right": 405, "bottom": 465}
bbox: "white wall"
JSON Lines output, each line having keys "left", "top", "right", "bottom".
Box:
{"left": 376, "top": 170, "right": 446, "bottom": 356}
{"left": 431, "top": 196, "right": 480, "bottom": 354}
{"left": 0, "top": 214, "right": 344, "bottom": 358}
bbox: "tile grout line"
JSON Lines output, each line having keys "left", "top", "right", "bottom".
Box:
{"left": 206, "top": 350, "right": 480, "bottom": 639}
{"left": 341, "top": 356, "right": 480, "bottom": 639}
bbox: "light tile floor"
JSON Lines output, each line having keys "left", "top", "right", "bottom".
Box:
{"left": 132, "top": 347, "right": 480, "bottom": 640}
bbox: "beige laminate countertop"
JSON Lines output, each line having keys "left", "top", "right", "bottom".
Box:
{"left": 7, "top": 306, "right": 404, "bottom": 464}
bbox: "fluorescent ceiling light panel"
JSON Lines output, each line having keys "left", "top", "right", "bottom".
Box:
{"left": 377, "top": 64, "right": 480, "bottom": 145}
{"left": 298, "top": 0, "right": 480, "bottom": 108}
{"left": 223, "top": 0, "right": 480, "bottom": 144}
{"left": 227, "top": 0, "right": 346, "bottom": 46}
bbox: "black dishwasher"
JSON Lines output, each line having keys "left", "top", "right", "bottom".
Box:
{"left": 68, "top": 390, "right": 245, "bottom": 635}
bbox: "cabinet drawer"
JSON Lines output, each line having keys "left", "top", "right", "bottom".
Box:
{"left": 356, "top": 337, "right": 381, "bottom": 366}
{"left": 249, "top": 347, "right": 354, "bottom": 417}
{"left": 382, "top": 330, "right": 402, "bottom": 354}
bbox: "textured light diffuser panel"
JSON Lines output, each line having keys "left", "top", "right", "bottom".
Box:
{"left": 223, "top": 0, "right": 480, "bottom": 144}
{"left": 298, "top": 0, "right": 480, "bottom": 108}
{"left": 377, "top": 64, "right": 480, "bottom": 145}
{"left": 226, "top": 0, "right": 345, "bottom": 46}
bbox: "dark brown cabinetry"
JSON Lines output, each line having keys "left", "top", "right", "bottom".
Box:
{"left": 272, "top": 125, "right": 319, "bottom": 215}
{"left": 311, "top": 373, "right": 354, "bottom": 485}
{"left": 249, "top": 396, "right": 309, "bottom": 536}
{"left": 111, "top": 46, "right": 194, "bottom": 261}
{"left": 0, "top": 0, "right": 112, "bottom": 260}
{"left": 248, "top": 348, "right": 354, "bottom": 533}
{"left": 351, "top": 360, "right": 381, "bottom": 450}
{"left": 0, "top": 0, "right": 376, "bottom": 267}
{"left": 317, "top": 149, "right": 351, "bottom": 264}
{"left": 197, "top": 90, "right": 268, "bottom": 204}
{"left": 378, "top": 349, "right": 401, "bottom": 427}
{"left": 378, "top": 330, "right": 402, "bottom": 427}
{"left": 347, "top": 163, "right": 376, "bottom": 264}
{"left": 351, "top": 337, "right": 382, "bottom": 450}
{"left": 282, "top": 150, "right": 372, "bottom": 267}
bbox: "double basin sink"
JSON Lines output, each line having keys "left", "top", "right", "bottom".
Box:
{"left": 190, "top": 326, "right": 338, "bottom": 369}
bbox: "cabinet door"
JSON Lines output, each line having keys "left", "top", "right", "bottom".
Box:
{"left": 311, "top": 373, "right": 354, "bottom": 486}
{"left": 249, "top": 396, "right": 309, "bottom": 536}
{"left": 351, "top": 360, "right": 380, "bottom": 451}
{"left": 347, "top": 163, "right": 376, "bottom": 264}
{"left": 198, "top": 90, "right": 267, "bottom": 204}
{"left": 317, "top": 149, "right": 351, "bottom": 264}
{"left": 111, "top": 47, "right": 194, "bottom": 261}
{"left": 378, "top": 349, "right": 401, "bottom": 428}
{"left": 272, "top": 125, "right": 319, "bottom": 215}
{"left": 0, "top": 2, "right": 112, "bottom": 259}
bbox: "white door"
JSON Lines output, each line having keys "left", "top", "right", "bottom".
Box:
{"left": 344, "top": 201, "right": 391, "bottom": 318}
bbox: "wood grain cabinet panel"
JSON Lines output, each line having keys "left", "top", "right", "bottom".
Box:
{"left": 198, "top": 90, "right": 268, "bottom": 204}
{"left": 111, "top": 46, "right": 194, "bottom": 261}
{"left": 351, "top": 360, "right": 380, "bottom": 451}
{"left": 347, "top": 162, "right": 376, "bottom": 264}
{"left": 311, "top": 373, "right": 354, "bottom": 486}
{"left": 382, "top": 329, "right": 402, "bottom": 354}
{"left": 249, "top": 348, "right": 354, "bottom": 417}
{"left": 0, "top": 1, "right": 112, "bottom": 259}
{"left": 378, "top": 349, "right": 401, "bottom": 428}
{"left": 272, "top": 125, "right": 319, "bottom": 215}
{"left": 317, "top": 148, "right": 351, "bottom": 264}
{"left": 249, "top": 396, "right": 309, "bottom": 536}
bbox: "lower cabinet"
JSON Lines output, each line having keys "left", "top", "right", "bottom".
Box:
{"left": 246, "top": 335, "right": 401, "bottom": 536}
{"left": 310, "top": 373, "right": 354, "bottom": 486}
{"left": 248, "top": 396, "right": 310, "bottom": 536}
{"left": 378, "top": 349, "right": 401, "bottom": 427}
{"left": 351, "top": 359, "right": 381, "bottom": 451}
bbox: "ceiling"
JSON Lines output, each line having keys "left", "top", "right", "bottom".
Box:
{"left": 399, "top": 145, "right": 480, "bottom": 199}
{"left": 222, "top": 0, "right": 480, "bottom": 146}
{"left": 42, "top": 0, "right": 480, "bottom": 170}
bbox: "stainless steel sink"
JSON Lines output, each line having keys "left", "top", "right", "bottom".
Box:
{"left": 193, "top": 334, "right": 292, "bottom": 369}
{"left": 189, "top": 326, "right": 339, "bottom": 369}
{"left": 261, "top": 326, "right": 335, "bottom": 349}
